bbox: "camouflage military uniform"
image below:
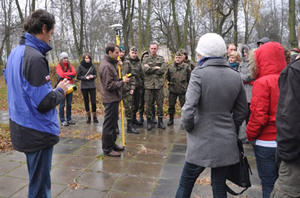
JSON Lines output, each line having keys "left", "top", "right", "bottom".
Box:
{"left": 184, "top": 59, "right": 196, "bottom": 71}
{"left": 124, "top": 55, "right": 144, "bottom": 117}
{"left": 122, "top": 59, "right": 135, "bottom": 119}
{"left": 166, "top": 62, "right": 191, "bottom": 115}
{"left": 143, "top": 54, "right": 167, "bottom": 118}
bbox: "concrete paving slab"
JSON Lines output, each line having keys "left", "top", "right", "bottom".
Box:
{"left": 57, "top": 188, "right": 106, "bottom": 198}
{"left": 90, "top": 158, "right": 131, "bottom": 174}
{"left": 51, "top": 167, "right": 83, "bottom": 185}
{"left": 6, "top": 163, "right": 28, "bottom": 179}
{"left": 76, "top": 171, "right": 119, "bottom": 190}
{"left": 134, "top": 153, "right": 167, "bottom": 164}
{"left": 56, "top": 155, "right": 97, "bottom": 169}
{"left": 106, "top": 191, "right": 151, "bottom": 198}
{"left": 0, "top": 113, "right": 263, "bottom": 198}
{"left": 126, "top": 161, "right": 163, "bottom": 178}
{"left": 10, "top": 183, "right": 66, "bottom": 198}
{"left": 0, "top": 160, "right": 24, "bottom": 176}
{"left": 110, "top": 175, "right": 156, "bottom": 194}
{"left": 53, "top": 144, "right": 81, "bottom": 155}
{"left": 0, "top": 176, "right": 28, "bottom": 197}
{"left": 1, "top": 151, "right": 26, "bottom": 162}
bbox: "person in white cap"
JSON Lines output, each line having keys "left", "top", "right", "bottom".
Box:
{"left": 56, "top": 51, "right": 77, "bottom": 126}
{"left": 175, "top": 33, "right": 248, "bottom": 197}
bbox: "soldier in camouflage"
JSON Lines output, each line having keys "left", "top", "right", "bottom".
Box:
{"left": 122, "top": 47, "right": 139, "bottom": 134}
{"left": 180, "top": 49, "right": 196, "bottom": 70}
{"left": 125, "top": 46, "right": 144, "bottom": 126}
{"left": 166, "top": 52, "right": 191, "bottom": 126}
{"left": 143, "top": 43, "right": 167, "bottom": 130}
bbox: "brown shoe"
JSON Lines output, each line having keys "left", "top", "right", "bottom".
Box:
{"left": 105, "top": 150, "right": 121, "bottom": 157}
{"left": 113, "top": 145, "right": 125, "bottom": 152}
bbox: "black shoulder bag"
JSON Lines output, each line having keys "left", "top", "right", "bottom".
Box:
{"left": 226, "top": 132, "right": 252, "bottom": 195}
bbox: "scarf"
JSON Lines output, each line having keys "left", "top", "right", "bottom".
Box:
{"left": 81, "top": 59, "right": 92, "bottom": 69}
{"left": 198, "top": 57, "right": 225, "bottom": 67}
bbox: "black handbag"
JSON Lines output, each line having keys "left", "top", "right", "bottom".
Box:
{"left": 226, "top": 138, "right": 252, "bottom": 195}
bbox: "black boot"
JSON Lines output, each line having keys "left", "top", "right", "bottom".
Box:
{"left": 137, "top": 113, "right": 144, "bottom": 124}
{"left": 167, "top": 114, "right": 174, "bottom": 126}
{"left": 158, "top": 117, "right": 166, "bottom": 129}
{"left": 127, "top": 120, "right": 139, "bottom": 134}
{"left": 133, "top": 115, "right": 143, "bottom": 126}
{"left": 92, "top": 112, "right": 99, "bottom": 123}
{"left": 152, "top": 117, "right": 158, "bottom": 124}
{"left": 147, "top": 117, "right": 153, "bottom": 131}
{"left": 86, "top": 112, "right": 91, "bottom": 123}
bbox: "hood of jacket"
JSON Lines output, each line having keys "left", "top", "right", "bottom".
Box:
{"left": 249, "top": 42, "right": 286, "bottom": 79}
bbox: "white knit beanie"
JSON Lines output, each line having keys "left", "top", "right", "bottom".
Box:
{"left": 195, "top": 33, "right": 226, "bottom": 57}
{"left": 59, "top": 52, "right": 69, "bottom": 60}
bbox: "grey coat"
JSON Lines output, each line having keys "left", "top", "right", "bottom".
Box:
{"left": 182, "top": 58, "right": 248, "bottom": 168}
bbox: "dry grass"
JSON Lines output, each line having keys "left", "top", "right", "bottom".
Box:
{"left": 0, "top": 123, "right": 13, "bottom": 152}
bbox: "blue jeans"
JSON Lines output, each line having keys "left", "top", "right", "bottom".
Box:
{"left": 25, "top": 146, "right": 54, "bottom": 198}
{"left": 176, "top": 162, "right": 227, "bottom": 198}
{"left": 59, "top": 92, "right": 73, "bottom": 122}
{"left": 253, "top": 145, "right": 278, "bottom": 198}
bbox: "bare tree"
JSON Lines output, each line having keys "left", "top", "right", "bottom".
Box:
{"left": 289, "top": 0, "right": 297, "bottom": 47}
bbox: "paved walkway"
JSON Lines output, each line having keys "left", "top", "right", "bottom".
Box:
{"left": 0, "top": 111, "right": 262, "bottom": 198}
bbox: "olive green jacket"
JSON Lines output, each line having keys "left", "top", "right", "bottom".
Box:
{"left": 166, "top": 62, "right": 191, "bottom": 94}
{"left": 142, "top": 54, "right": 167, "bottom": 89}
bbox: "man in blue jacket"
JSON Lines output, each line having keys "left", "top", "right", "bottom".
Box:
{"left": 3, "top": 9, "right": 68, "bottom": 198}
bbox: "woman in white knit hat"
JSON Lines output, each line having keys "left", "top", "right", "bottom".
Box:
{"left": 56, "top": 52, "right": 77, "bottom": 126}
{"left": 176, "top": 33, "right": 248, "bottom": 197}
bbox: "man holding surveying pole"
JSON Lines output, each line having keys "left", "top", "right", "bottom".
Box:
{"left": 98, "top": 24, "right": 130, "bottom": 157}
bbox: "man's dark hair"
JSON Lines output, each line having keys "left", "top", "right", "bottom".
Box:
{"left": 105, "top": 43, "right": 119, "bottom": 54}
{"left": 23, "top": 9, "right": 55, "bottom": 34}
{"left": 149, "top": 42, "right": 158, "bottom": 48}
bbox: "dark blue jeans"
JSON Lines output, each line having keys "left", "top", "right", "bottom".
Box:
{"left": 253, "top": 145, "right": 278, "bottom": 198}
{"left": 59, "top": 92, "right": 73, "bottom": 122}
{"left": 25, "top": 146, "right": 53, "bottom": 198}
{"left": 176, "top": 161, "right": 227, "bottom": 198}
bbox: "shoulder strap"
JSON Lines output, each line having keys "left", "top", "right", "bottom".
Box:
{"left": 226, "top": 185, "right": 248, "bottom": 196}
{"left": 84, "top": 67, "right": 92, "bottom": 77}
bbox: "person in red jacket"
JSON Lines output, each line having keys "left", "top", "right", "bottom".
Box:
{"left": 246, "top": 42, "right": 287, "bottom": 198}
{"left": 56, "top": 52, "right": 77, "bottom": 126}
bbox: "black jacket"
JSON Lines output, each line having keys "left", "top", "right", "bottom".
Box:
{"left": 77, "top": 63, "right": 97, "bottom": 89}
{"left": 276, "top": 58, "right": 300, "bottom": 165}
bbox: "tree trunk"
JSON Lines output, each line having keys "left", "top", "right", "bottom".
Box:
{"left": 15, "top": 0, "right": 24, "bottom": 25}
{"left": 138, "top": 0, "right": 142, "bottom": 54}
{"left": 31, "top": 0, "right": 35, "bottom": 11}
{"left": 144, "top": 0, "right": 151, "bottom": 50}
{"left": 69, "top": 0, "right": 84, "bottom": 61}
{"left": 171, "top": 0, "right": 180, "bottom": 50}
{"left": 288, "top": 0, "right": 297, "bottom": 47}
{"left": 233, "top": 0, "right": 238, "bottom": 47}
{"left": 179, "top": 0, "right": 190, "bottom": 50}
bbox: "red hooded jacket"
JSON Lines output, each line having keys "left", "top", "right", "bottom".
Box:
{"left": 246, "top": 42, "right": 286, "bottom": 141}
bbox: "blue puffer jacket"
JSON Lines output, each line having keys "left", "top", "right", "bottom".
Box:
{"left": 3, "top": 33, "right": 65, "bottom": 152}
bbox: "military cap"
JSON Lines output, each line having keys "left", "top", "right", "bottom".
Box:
{"left": 180, "top": 49, "right": 188, "bottom": 56}
{"left": 175, "top": 51, "right": 182, "bottom": 56}
{"left": 130, "top": 46, "right": 138, "bottom": 52}
{"left": 119, "top": 45, "right": 125, "bottom": 51}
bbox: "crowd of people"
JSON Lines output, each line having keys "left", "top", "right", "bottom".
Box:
{"left": 3, "top": 9, "right": 300, "bottom": 198}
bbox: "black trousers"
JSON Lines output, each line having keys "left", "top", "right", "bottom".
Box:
{"left": 81, "top": 88, "right": 96, "bottom": 112}
{"left": 132, "top": 87, "right": 142, "bottom": 116}
{"left": 102, "top": 101, "right": 119, "bottom": 154}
